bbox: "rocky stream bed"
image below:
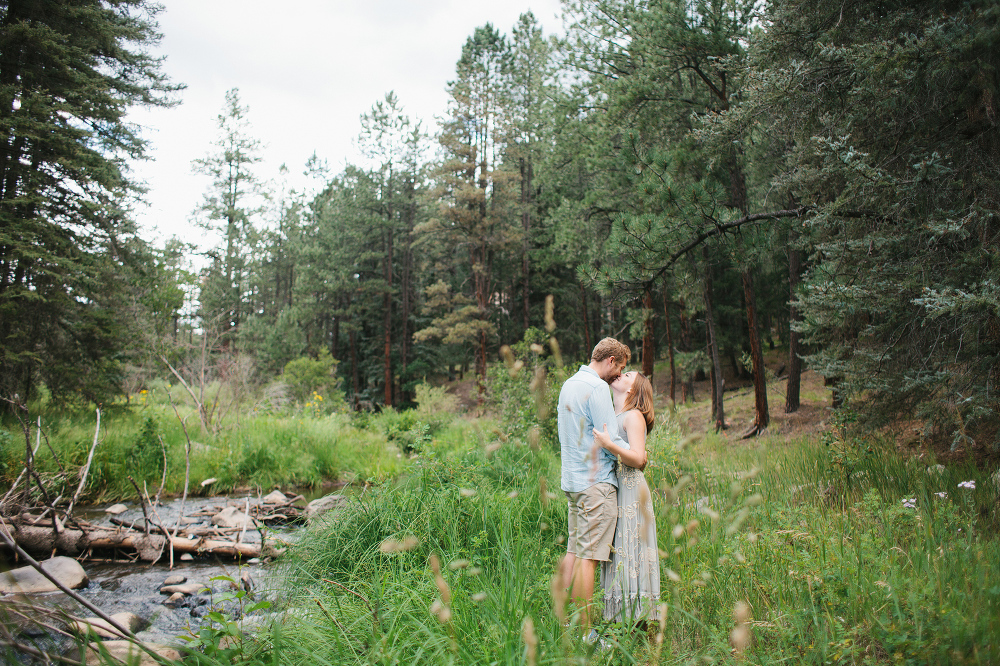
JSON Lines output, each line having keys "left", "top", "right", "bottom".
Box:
{"left": 0, "top": 488, "right": 349, "bottom": 664}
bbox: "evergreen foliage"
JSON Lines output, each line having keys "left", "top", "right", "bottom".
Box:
{"left": 0, "top": 0, "right": 179, "bottom": 402}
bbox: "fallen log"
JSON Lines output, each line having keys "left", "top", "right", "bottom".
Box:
{"left": 0, "top": 517, "right": 280, "bottom": 561}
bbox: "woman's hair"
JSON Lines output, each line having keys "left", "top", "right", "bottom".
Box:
{"left": 622, "top": 372, "right": 655, "bottom": 433}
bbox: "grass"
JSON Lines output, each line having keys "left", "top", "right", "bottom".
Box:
{"left": 226, "top": 413, "right": 1000, "bottom": 665}
{"left": 4, "top": 367, "right": 998, "bottom": 664}
{"left": 0, "top": 383, "right": 478, "bottom": 502}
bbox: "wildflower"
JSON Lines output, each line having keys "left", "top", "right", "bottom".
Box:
{"left": 507, "top": 490, "right": 519, "bottom": 499}
{"left": 665, "top": 569, "right": 681, "bottom": 582}
{"left": 471, "top": 592, "right": 487, "bottom": 602}
{"left": 958, "top": 480, "right": 976, "bottom": 490}
{"left": 448, "top": 559, "right": 470, "bottom": 570}
{"left": 935, "top": 492, "right": 948, "bottom": 499}
{"left": 459, "top": 488, "right": 477, "bottom": 497}
{"left": 901, "top": 498, "right": 916, "bottom": 508}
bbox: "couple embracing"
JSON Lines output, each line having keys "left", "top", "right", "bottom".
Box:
{"left": 557, "top": 337, "right": 659, "bottom": 639}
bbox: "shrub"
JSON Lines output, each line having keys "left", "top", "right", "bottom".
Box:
{"left": 282, "top": 349, "right": 341, "bottom": 403}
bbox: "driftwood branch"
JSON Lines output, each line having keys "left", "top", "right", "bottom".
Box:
{"left": 64, "top": 409, "right": 101, "bottom": 519}
{"left": 1, "top": 403, "right": 39, "bottom": 510}
{"left": 0, "top": 522, "right": 174, "bottom": 666}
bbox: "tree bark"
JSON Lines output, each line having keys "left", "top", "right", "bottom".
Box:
{"left": 642, "top": 290, "right": 655, "bottom": 377}
{"left": 741, "top": 269, "right": 769, "bottom": 437}
{"left": 580, "top": 285, "right": 592, "bottom": 355}
{"left": 521, "top": 157, "right": 532, "bottom": 331}
{"left": 0, "top": 519, "right": 272, "bottom": 562}
{"left": 702, "top": 251, "right": 726, "bottom": 431}
{"left": 383, "top": 227, "right": 393, "bottom": 408}
{"left": 662, "top": 290, "right": 676, "bottom": 405}
{"left": 349, "top": 327, "right": 359, "bottom": 408}
{"left": 786, "top": 237, "right": 803, "bottom": 413}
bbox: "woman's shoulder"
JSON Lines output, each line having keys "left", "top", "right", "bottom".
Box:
{"left": 622, "top": 409, "right": 647, "bottom": 430}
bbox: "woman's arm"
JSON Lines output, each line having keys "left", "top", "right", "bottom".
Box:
{"left": 592, "top": 412, "right": 647, "bottom": 469}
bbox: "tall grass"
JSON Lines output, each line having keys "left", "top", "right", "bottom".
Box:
{"left": 233, "top": 417, "right": 1000, "bottom": 665}
{"left": 0, "top": 384, "right": 478, "bottom": 501}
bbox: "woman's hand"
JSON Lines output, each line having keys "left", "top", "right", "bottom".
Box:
{"left": 593, "top": 423, "right": 614, "bottom": 449}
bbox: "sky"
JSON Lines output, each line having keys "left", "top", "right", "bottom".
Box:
{"left": 126, "top": 0, "right": 566, "bottom": 250}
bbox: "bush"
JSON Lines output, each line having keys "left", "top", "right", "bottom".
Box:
{"left": 282, "top": 349, "right": 341, "bottom": 403}
{"left": 486, "top": 327, "right": 566, "bottom": 448}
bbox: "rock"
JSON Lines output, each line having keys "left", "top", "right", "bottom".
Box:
{"left": 162, "top": 574, "right": 186, "bottom": 586}
{"left": 159, "top": 582, "right": 207, "bottom": 596}
{"left": 211, "top": 506, "right": 258, "bottom": 529}
{"left": 180, "top": 516, "right": 201, "bottom": 525}
{"left": 163, "top": 592, "right": 185, "bottom": 607}
{"left": 247, "top": 558, "right": 261, "bottom": 565}
{"left": 179, "top": 553, "right": 193, "bottom": 561}
{"left": 305, "top": 494, "right": 347, "bottom": 521}
{"left": 200, "top": 477, "right": 217, "bottom": 487}
{"left": 0, "top": 556, "right": 88, "bottom": 594}
{"left": 262, "top": 489, "right": 287, "bottom": 504}
{"left": 82, "top": 640, "right": 181, "bottom": 666}
{"left": 68, "top": 612, "right": 142, "bottom": 639}
{"left": 104, "top": 503, "right": 128, "bottom": 515}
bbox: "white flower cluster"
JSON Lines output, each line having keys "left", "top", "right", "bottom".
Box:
{"left": 901, "top": 498, "right": 917, "bottom": 509}
{"left": 934, "top": 492, "right": 948, "bottom": 499}
{"left": 958, "top": 480, "right": 976, "bottom": 490}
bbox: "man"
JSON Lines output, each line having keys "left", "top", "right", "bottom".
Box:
{"left": 557, "top": 337, "right": 631, "bottom": 638}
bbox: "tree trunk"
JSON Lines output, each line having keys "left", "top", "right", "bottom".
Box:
{"left": 786, "top": 239, "right": 803, "bottom": 413}
{"left": 401, "top": 178, "right": 415, "bottom": 399}
{"left": 349, "top": 327, "right": 359, "bottom": 408}
{"left": 331, "top": 313, "right": 339, "bottom": 362}
{"left": 642, "top": 290, "right": 655, "bottom": 377}
{"left": 521, "top": 157, "right": 532, "bottom": 331}
{"left": 580, "top": 285, "right": 592, "bottom": 355}
{"left": 741, "top": 269, "right": 769, "bottom": 437}
{"left": 663, "top": 290, "right": 676, "bottom": 405}
{"left": 702, "top": 251, "right": 726, "bottom": 431}
{"left": 383, "top": 228, "right": 393, "bottom": 408}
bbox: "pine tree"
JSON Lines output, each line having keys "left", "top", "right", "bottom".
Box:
{"left": 192, "top": 89, "right": 266, "bottom": 343}
{"left": 0, "top": 0, "right": 179, "bottom": 401}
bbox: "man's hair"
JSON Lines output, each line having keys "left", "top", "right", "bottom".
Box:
{"left": 591, "top": 337, "right": 631, "bottom": 364}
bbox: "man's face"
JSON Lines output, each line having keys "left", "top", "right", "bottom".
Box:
{"left": 600, "top": 357, "right": 627, "bottom": 383}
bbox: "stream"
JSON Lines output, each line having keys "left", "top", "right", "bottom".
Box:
{"left": 1, "top": 485, "right": 349, "bottom": 661}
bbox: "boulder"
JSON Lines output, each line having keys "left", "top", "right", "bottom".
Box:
{"left": 82, "top": 640, "right": 181, "bottom": 666}
{"left": 159, "top": 582, "right": 207, "bottom": 596}
{"left": 305, "top": 494, "right": 347, "bottom": 521}
{"left": 179, "top": 553, "right": 194, "bottom": 561}
{"left": 211, "top": 506, "right": 258, "bottom": 529}
{"left": 262, "top": 490, "right": 287, "bottom": 504}
{"left": 163, "top": 592, "right": 185, "bottom": 607}
{"left": 0, "top": 556, "right": 88, "bottom": 594}
{"left": 162, "top": 574, "right": 186, "bottom": 586}
{"left": 104, "top": 504, "right": 128, "bottom": 515}
{"left": 68, "top": 612, "right": 142, "bottom": 639}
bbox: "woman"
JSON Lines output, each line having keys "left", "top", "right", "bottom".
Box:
{"left": 593, "top": 370, "right": 659, "bottom": 626}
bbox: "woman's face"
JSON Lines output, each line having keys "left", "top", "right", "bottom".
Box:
{"left": 611, "top": 370, "right": 636, "bottom": 395}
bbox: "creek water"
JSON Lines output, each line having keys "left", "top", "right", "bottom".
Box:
{"left": 1, "top": 484, "right": 352, "bottom": 660}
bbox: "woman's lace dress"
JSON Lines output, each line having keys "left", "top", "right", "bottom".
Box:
{"left": 600, "top": 410, "right": 660, "bottom": 622}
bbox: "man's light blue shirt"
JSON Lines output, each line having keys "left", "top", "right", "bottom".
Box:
{"left": 558, "top": 365, "right": 629, "bottom": 493}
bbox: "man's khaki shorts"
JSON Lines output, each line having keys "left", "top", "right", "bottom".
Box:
{"left": 565, "top": 482, "right": 617, "bottom": 562}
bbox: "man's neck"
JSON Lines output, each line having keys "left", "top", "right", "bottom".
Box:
{"left": 587, "top": 360, "right": 607, "bottom": 382}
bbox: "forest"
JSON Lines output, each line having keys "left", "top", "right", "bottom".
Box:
{"left": 2, "top": 0, "right": 999, "bottom": 444}
{"left": 1, "top": 0, "right": 999, "bottom": 664}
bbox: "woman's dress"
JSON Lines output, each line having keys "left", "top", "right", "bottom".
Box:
{"left": 601, "top": 410, "right": 660, "bottom": 622}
